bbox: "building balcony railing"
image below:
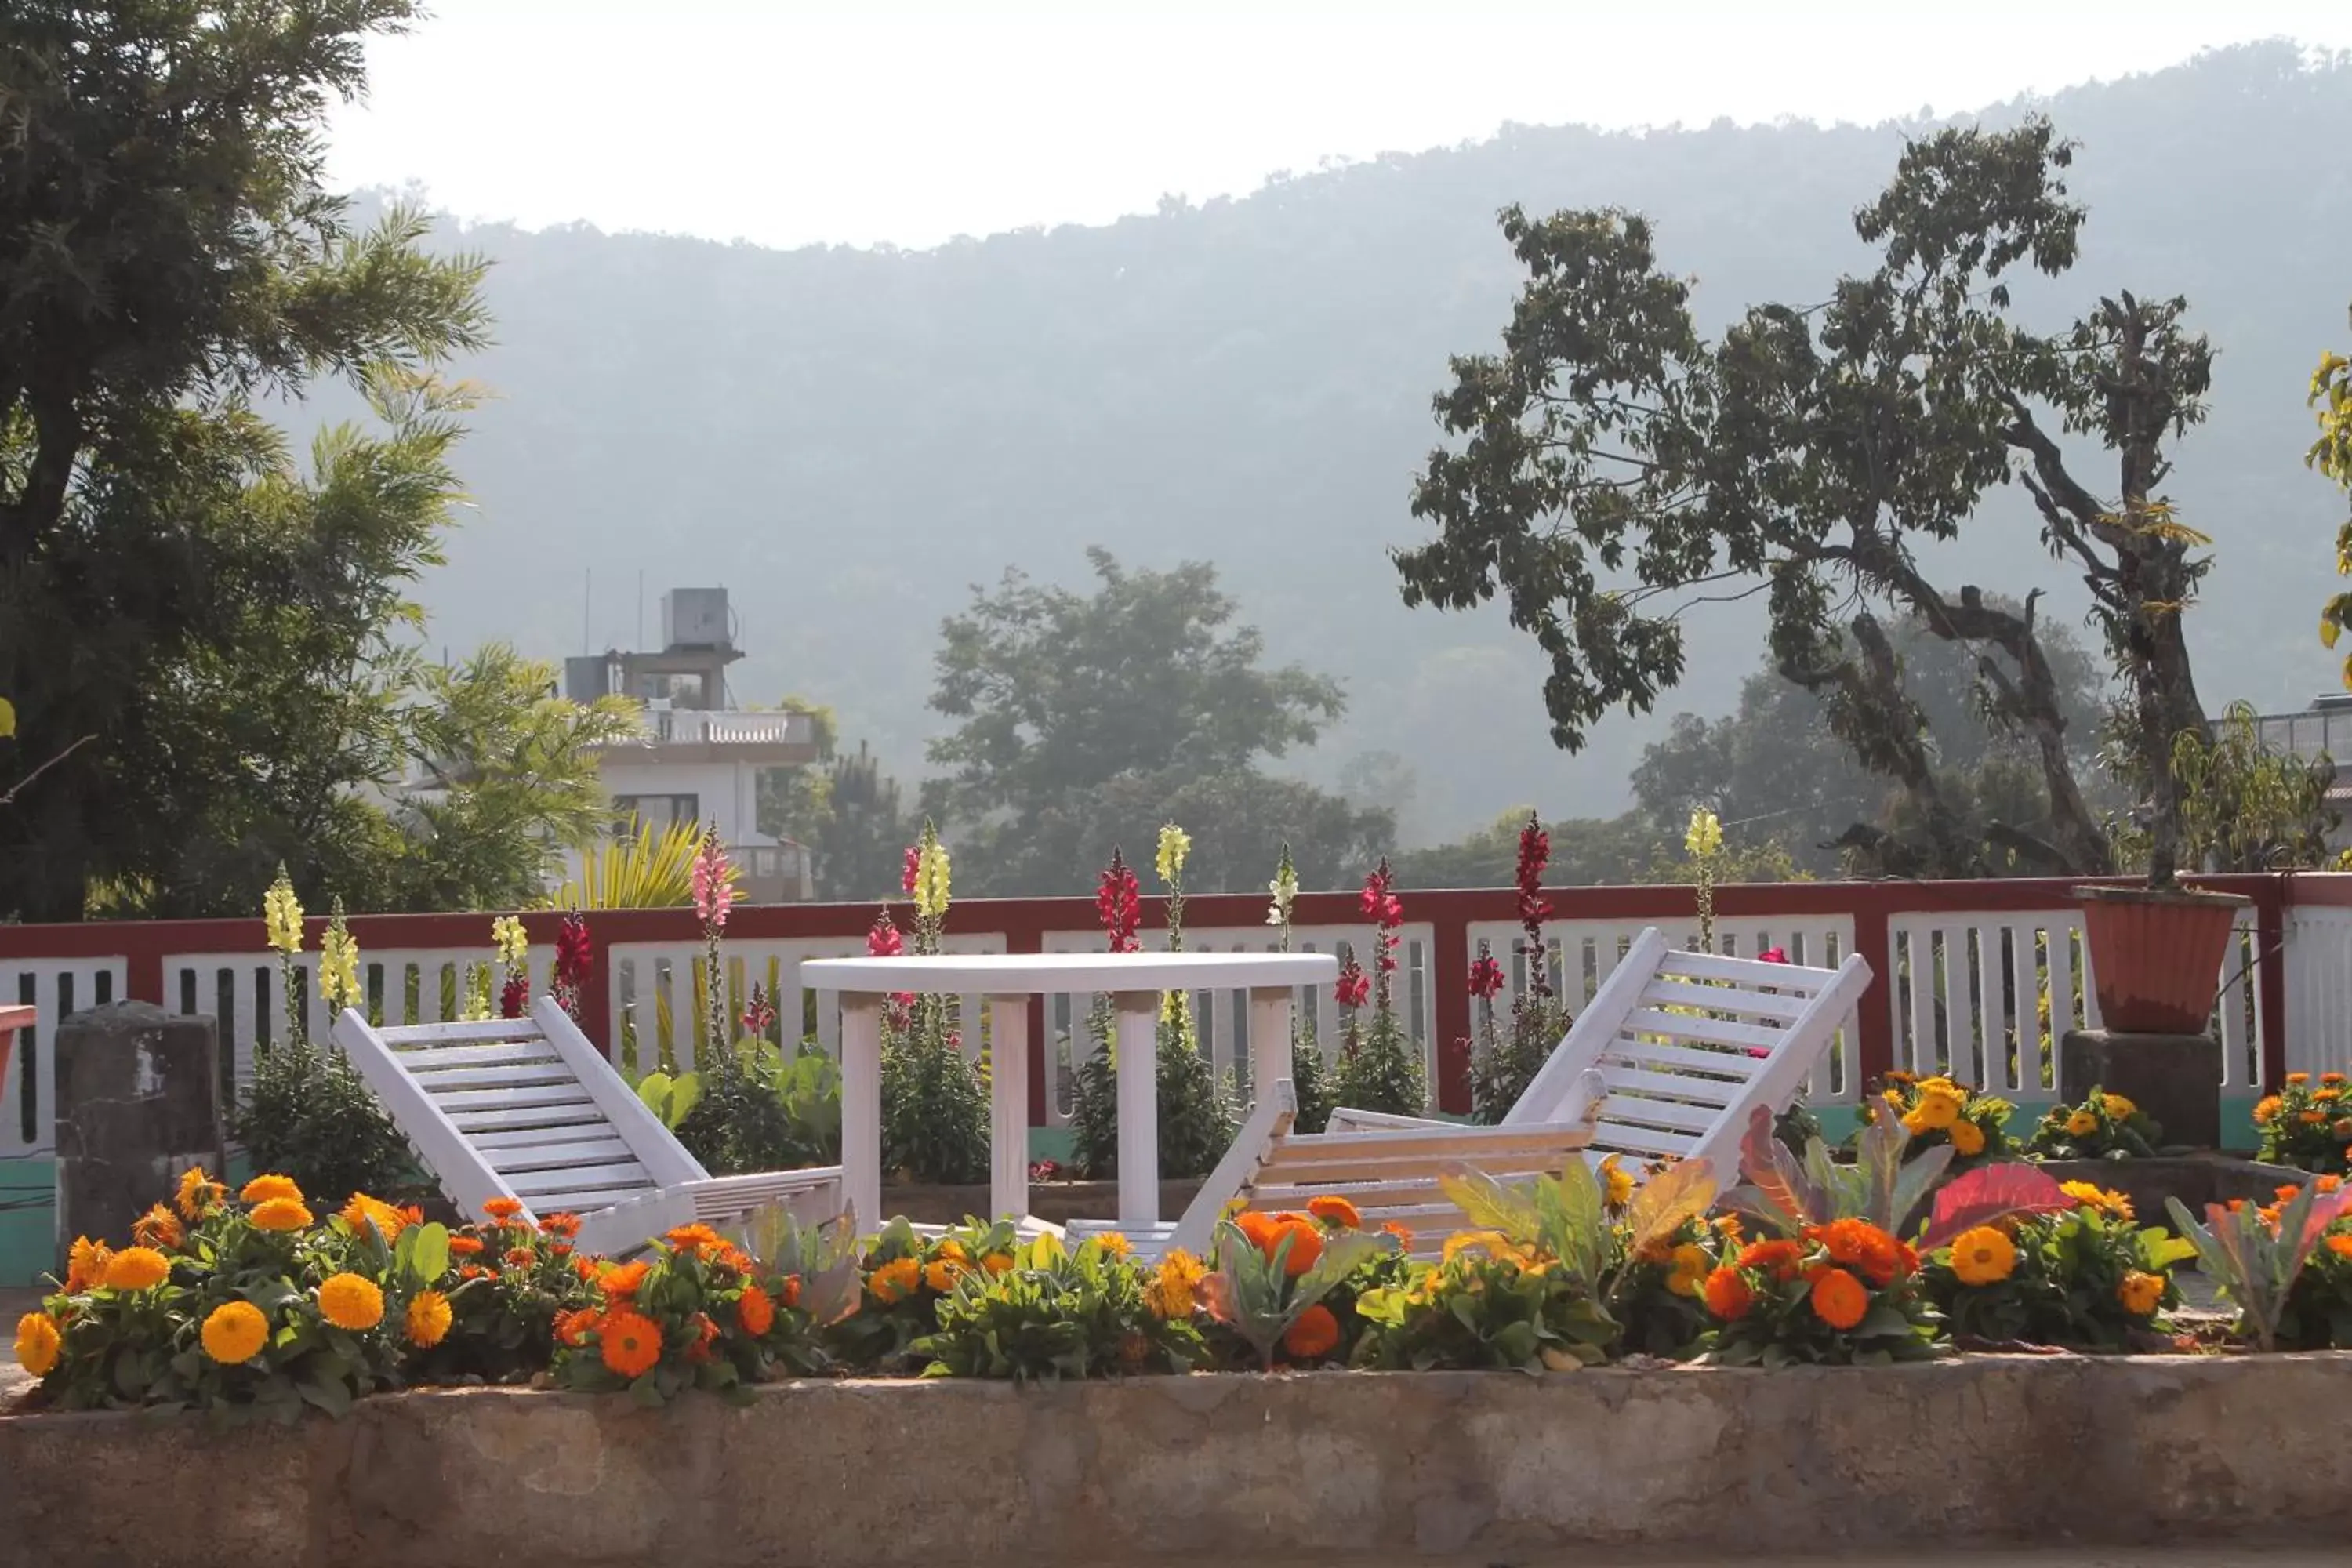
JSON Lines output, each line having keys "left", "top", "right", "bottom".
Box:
{"left": 630, "top": 709, "right": 815, "bottom": 748}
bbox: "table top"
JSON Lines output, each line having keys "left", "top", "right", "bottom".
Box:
{"left": 800, "top": 950, "right": 1338, "bottom": 993}
{"left": 0, "top": 1005, "right": 31, "bottom": 1033}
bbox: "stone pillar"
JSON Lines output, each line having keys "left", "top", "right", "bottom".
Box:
{"left": 53, "top": 1003, "right": 226, "bottom": 1263}
{"left": 2059, "top": 1027, "right": 2217, "bottom": 1150}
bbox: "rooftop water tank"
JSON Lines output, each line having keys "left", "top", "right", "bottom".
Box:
{"left": 662, "top": 588, "right": 731, "bottom": 651}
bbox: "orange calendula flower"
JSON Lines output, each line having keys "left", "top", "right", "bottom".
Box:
{"left": 2252, "top": 1095, "right": 2283, "bottom": 1124}
{"left": 483, "top": 1197, "right": 526, "bottom": 1221}
{"left": 2326, "top": 1235, "right": 2352, "bottom": 1260}
{"left": 175, "top": 1165, "right": 226, "bottom": 1221}
{"left": 554, "top": 1308, "right": 601, "bottom": 1348}
{"left": 738, "top": 1282, "right": 776, "bottom": 1338}
{"left": 1809, "top": 1266, "right": 1870, "bottom": 1330}
{"left": 869, "top": 1256, "right": 922, "bottom": 1305}
{"left": 598, "top": 1309, "right": 662, "bottom": 1378}
{"left": 664, "top": 1223, "right": 728, "bottom": 1256}
{"left": 686, "top": 1312, "right": 720, "bottom": 1363}
{"left": 2319, "top": 1174, "right": 2346, "bottom": 1195}
{"left": 1702, "top": 1265, "right": 1755, "bottom": 1322}
{"left": 504, "top": 1247, "right": 537, "bottom": 1269}
{"left": 201, "top": 1300, "right": 270, "bottom": 1365}
{"left": 64, "top": 1235, "right": 113, "bottom": 1294}
{"left": 133, "top": 1204, "right": 184, "bottom": 1252}
{"left": 249, "top": 1197, "right": 314, "bottom": 1232}
{"left": 980, "top": 1253, "right": 1014, "bottom": 1277}
{"left": 1737, "top": 1239, "right": 1806, "bottom": 1281}
{"left": 2325, "top": 1072, "right": 2349, "bottom": 1087}
{"left": 1146, "top": 1250, "right": 1207, "bottom": 1320}
{"left": 2288, "top": 1073, "right": 2313, "bottom": 1087}
{"left": 448, "top": 1235, "right": 485, "bottom": 1258}
{"left": 339, "top": 1193, "right": 411, "bottom": 1242}
{"left": 13, "top": 1311, "right": 62, "bottom": 1377}
{"left": 597, "top": 1261, "right": 651, "bottom": 1301}
{"left": 1235, "top": 1210, "right": 1282, "bottom": 1253}
{"left": 779, "top": 1273, "right": 803, "bottom": 1308}
{"left": 1282, "top": 1303, "right": 1341, "bottom": 1360}
{"left": 239, "top": 1173, "right": 304, "bottom": 1205}
{"left": 405, "top": 1289, "right": 454, "bottom": 1348}
{"left": 923, "top": 1258, "right": 967, "bottom": 1294}
{"left": 1307, "top": 1195, "right": 1363, "bottom": 1229}
{"left": 539, "top": 1212, "right": 583, "bottom": 1238}
{"left": 318, "top": 1272, "right": 386, "bottom": 1331}
{"left": 2116, "top": 1270, "right": 2165, "bottom": 1317}
{"left": 1381, "top": 1221, "right": 1415, "bottom": 1248}
{"left": 1270, "top": 1215, "right": 1323, "bottom": 1276}
{"left": 103, "top": 1247, "right": 172, "bottom": 1293}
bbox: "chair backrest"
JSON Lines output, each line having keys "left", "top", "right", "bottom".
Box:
{"left": 1507, "top": 927, "right": 1870, "bottom": 1177}
{"left": 332, "top": 996, "right": 706, "bottom": 1226}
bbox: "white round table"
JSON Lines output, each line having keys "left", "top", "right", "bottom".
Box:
{"left": 800, "top": 951, "right": 1338, "bottom": 1229}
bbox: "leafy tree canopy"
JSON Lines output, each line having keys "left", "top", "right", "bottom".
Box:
{"left": 922, "top": 548, "right": 1391, "bottom": 893}
{"left": 1396, "top": 118, "right": 2215, "bottom": 882}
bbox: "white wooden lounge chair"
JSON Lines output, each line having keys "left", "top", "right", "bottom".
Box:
{"left": 1069, "top": 1076, "right": 1606, "bottom": 1262}
{"left": 1327, "top": 927, "right": 1871, "bottom": 1182}
{"left": 332, "top": 996, "right": 844, "bottom": 1258}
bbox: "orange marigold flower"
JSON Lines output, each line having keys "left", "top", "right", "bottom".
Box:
{"left": 175, "top": 1165, "right": 226, "bottom": 1221}
{"left": 1282, "top": 1303, "right": 1341, "bottom": 1360}
{"left": 2252, "top": 1095, "right": 2284, "bottom": 1124}
{"left": 504, "top": 1247, "right": 537, "bottom": 1269}
{"left": 405, "top": 1289, "right": 454, "bottom": 1348}
{"left": 2320, "top": 1174, "right": 2346, "bottom": 1195}
{"left": 448, "top": 1235, "right": 485, "bottom": 1258}
{"left": 64, "top": 1235, "right": 112, "bottom": 1294}
{"left": 869, "top": 1256, "right": 922, "bottom": 1305}
{"left": 2326, "top": 1072, "right": 2350, "bottom": 1086}
{"left": 1809, "top": 1266, "right": 1870, "bottom": 1331}
{"left": 598, "top": 1261, "right": 651, "bottom": 1302}
{"left": 924, "top": 1258, "right": 967, "bottom": 1294}
{"left": 133, "top": 1204, "right": 184, "bottom": 1252}
{"left": 2278, "top": 1185, "right": 2304, "bottom": 1203}
{"left": 459, "top": 1264, "right": 488, "bottom": 1281}
{"left": 249, "top": 1197, "right": 313, "bottom": 1232}
{"left": 738, "top": 1282, "right": 776, "bottom": 1337}
{"left": 597, "top": 1309, "right": 662, "bottom": 1378}
{"left": 2117, "top": 1270, "right": 2165, "bottom": 1317}
{"left": 572, "top": 1254, "right": 598, "bottom": 1279}
{"left": 1235, "top": 1210, "right": 1282, "bottom": 1253}
{"left": 483, "top": 1197, "right": 526, "bottom": 1221}
{"left": 2288, "top": 1072, "right": 2313, "bottom": 1087}
{"left": 239, "top": 1173, "right": 303, "bottom": 1205}
{"left": 201, "top": 1300, "right": 271, "bottom": 1365}
{"left": 539, "top": 1212, "right": 583, "bottom": 1238}
{"left": 1702, "top": 1265, "right": 1755, "bottom": 1322}
{"left": 665, "top": 1223, "right": 728, "bottom": 1256}
{"left": 554, "top": 1308, "right": 601, "bottom": 1348}
{"left": 2301, "top": 1111, "right": 2328, "bottom": 1125}
{"left": 1308, "top": 1195, "right": 1363, "bottom": 1229}
{"left": 1380, "top": 1221, "right": 1415, "bottom": 1248}
{"left": 1737, "top": 1239, "right": 1806, "bottom": 1281}
{"left": 103, "top": 1247, "right": 172, "bottom": 1293}
{"left": 980, "top": 1253, "right": 1014, "bottom": 1276}
{"left": 339, "top": 1193, "right": 411, "bottom": 1242}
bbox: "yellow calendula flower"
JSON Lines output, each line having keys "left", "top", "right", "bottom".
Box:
{"left": 491, "top": 915, "right": 530, "bottom": 968}
{"left": 1684, "top": 809, "right": 1722, "bottom": 858}
{"left": 263, "top": 867, "right": 304, "bottom": 955}
{"left": 240, "top": 1173, "right": 304, "bottom": 1205}
{"left": 2060, "top": 1181, "right": 2133, "bottom": 1221}
{"left": 2100, "top": 1092, "right": 2137, "bottom": 1120}
{"left": 1665, "top": 1244, "right": 1711, "bottom": 1298}
{"left": 2065, "top": 1109, "right": 2100, "bottom": 1138}
{"left": 103, "top": 1247, "right": 172, "bottom": 1293}
{"left": 176, "top": 1165, "right": 226, "bottom": 1221}
{"left": 405, "top": 1290, "right": 453, "bottom": 1349}
{"left": 250, "top": 1197, "right": 314, "bottom": 1232}
{"left": 1915, "top": 1091, "right": 1963, "bottom": 1131}
{"left": 1145, "top": 1250, "right": 1206, "bottom": 1320}
{"left": 201, "top": 1301, "right": 270, "bottom": 1365}
{"left": 2117, "top": 1270, "right": 2165, "bottom": 1317}
{"left": 1598, "top": 1154, "right": 1635, "bottom": 1208}
{"left": 1156, "top": 822, "right": 1192, "bottom": 884}
{"left": 318, "top": 1272, "right": 385, "bottom": 1331}
{"left": 1947, "top": 1118, "right": 1986, "bottom": 1157}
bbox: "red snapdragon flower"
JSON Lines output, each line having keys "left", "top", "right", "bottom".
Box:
{"left": 1759, "top": 946, "right": 1788, "bottom": 964}
{"left": 1468, "top": 952, "right": 1506, "bottom": 1000}
{"left": 902, "top": 846, "right": 921, "bottom": 895}
{"left": 1096, "top": 848, "right": 1142, "bottom": 953}
{"left": 498, "top": 971, "right": 529, "bottom": 1019}
{"left": 1334, "top": 954, "right": 1371, "bottom": 1009}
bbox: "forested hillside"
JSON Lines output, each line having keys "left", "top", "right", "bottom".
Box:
{"left": 377, "top": 42, "right": 2352, "bottom": 846}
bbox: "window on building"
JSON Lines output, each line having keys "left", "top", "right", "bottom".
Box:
{"left": 613, "top": 793, "right": 700, "bottom": 836}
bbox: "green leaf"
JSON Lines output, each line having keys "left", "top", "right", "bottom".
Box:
{"left": 408, "top": 1222, "right": 450, "bottom": 1283}
{"left": 630, "top": 1373, "right": 666, "bottom": 1409}
{"left": 297, "top": 1375, "right": 354, "bottom": 1417}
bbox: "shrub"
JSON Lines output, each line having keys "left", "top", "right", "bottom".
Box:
{"left": 2169, "top": 1178, "right": 2352, "bottom": 1351}
{"left": 2027, "top": 1086, "right": 2164, "bottom": 1160}
{"left": 1864, "top": 1071, "right": 2016, "bottom": 1169}
{"left": 826, "top": 1217, "right": 1021, "bottom": 1370}
{"left": 1198, "top": 1206, "right": 1396, "bottom": 1369}
{"left": 1922, "top": 1184, "right": 2195, "bottom": 1350}
{"left": 2252, "top": 1072, "right": 2352, "bottom": 1173}
{"left": 2277, "top": 1176, "right": 2352, "bottom": 1348}
{"left": 1266, "top": 842, "right": 1334, "bottom": 1134}
{"left": 1354, "top": 1232, "right": 1621, "bottom": 1372}
{"left": 1700, "top": 1215, "right": 1939, "bottom": 1367}
{"left": 404, "top": 1205, "right": 600, "bottom": 1385}
{"left": 1330, "top": 858, "right": 1425, "bottom": 1116}
{"left": 915, "top": 1231, "right": 1203, "bottom": 1380}
{"left": 1468, "top": 814, "right": 1573, "bottom": 1125}
{"left": 877, "top": 823, "right": 990, "bottom": 1184}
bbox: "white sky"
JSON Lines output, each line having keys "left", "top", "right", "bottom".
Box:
{"left": 328, "top": 1, "right": 2352, "bottom": 250}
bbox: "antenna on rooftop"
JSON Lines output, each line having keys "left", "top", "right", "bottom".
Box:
{"left": 583, "top": 567, "right": 592, "bottom": 655}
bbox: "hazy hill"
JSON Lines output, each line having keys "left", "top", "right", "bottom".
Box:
{"left": 372, "top": 42, "right": 2352, "bottom": 846}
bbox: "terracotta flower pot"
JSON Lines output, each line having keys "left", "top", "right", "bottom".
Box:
{"left": 2074, "top": 884, "right": 2251, "bottom": 1036}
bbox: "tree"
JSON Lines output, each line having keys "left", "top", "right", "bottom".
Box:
{"left": 1396, "top": 120, "right": 2213, "bottom": 883}
{"left": 923, "top": 548, "right": 1389, "bottom": 892}
{"left": 2314, "top": 312, "right": 2352, "bottom": 684}
{"left": 1630, "top": 608, "right": 2114, "bottom": 875}
{"left": 0, "top": 2, "right": 490, "bottom": 919}
{"left": 755, "top": 699, "right": 912, "bottom": 902}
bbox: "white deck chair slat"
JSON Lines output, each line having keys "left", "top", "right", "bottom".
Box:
{"left": 407, "top": 1061, "right": 579, "bottom": 1091}
{"left": 1600, "top": 1065, "right": 1743, "bottom": 1105}
{"left": 394, "top": 1040, "right": 560, "bottom": 1068}
{"left": 1606, "top": 1038, "right": 1769, "bottom": 1076}
{"left": 1622, "top": 1007, "right": 1785, "bottom": 1052}
{"left": 1657, "top": 949, "right": 1828, "bottom": 989}
{"left": 1588, "top": 1122, "right": 1702, "bottom": 1158}
{"left": 506, "top": 1162, "right": 653, "bottom": 1198}
{"left": 446, "top": 1103, "right": 608, "bottom": 1133}
{"left": 1640, "top": 976, "right": 1811, "bottom": 1020}
{"left": 333, "top": 996, "right": 844, "bottom": 1258}
{"left": 1587, "top": 1094, "right": 1721, "bottom": 1134}
{"left": 426, "top": 1082, "right": 599, "bottom": 1114}
{"left": 484, "top": 1135, "right": 637, "bottom": 1172}
{"left": 383, "top": 1018, "right": 552, "bottom": 1045}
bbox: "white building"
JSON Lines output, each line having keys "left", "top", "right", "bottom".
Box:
{"left": 564, "top": 587, "right": 823, "bottom": 903}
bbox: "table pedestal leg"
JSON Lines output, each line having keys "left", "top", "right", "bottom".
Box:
{"left": 987, "top": 994, "right": 1029, "bottom": 1223}
{"left": 1248, "top": 985, "right": 1295, "bottom": 1108}
{"left": 1114, "top": 991, "right": 1160, "bottom": 1226}
{"left": 840, "top": 997, "right": 883, "bottom": 1231}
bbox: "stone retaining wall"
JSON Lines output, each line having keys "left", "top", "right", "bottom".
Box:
{"left": 5, "top": 1355, "right": 2351, "bottom": 1566}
